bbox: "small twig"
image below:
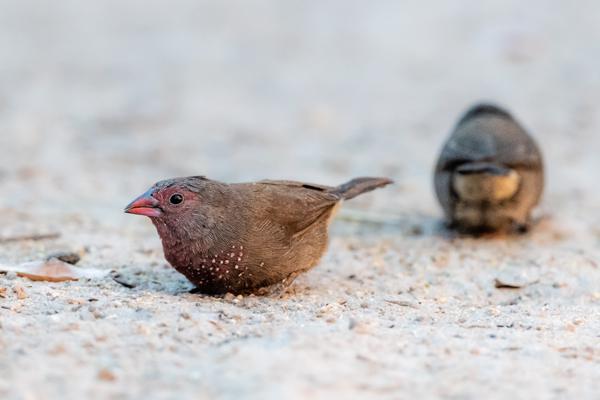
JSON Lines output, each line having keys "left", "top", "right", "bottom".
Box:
{"left": 384, "top": 299, "right": 419, "bottom": 309}
{"left": 0, "top": 233, "right": 61, "bottom": 243}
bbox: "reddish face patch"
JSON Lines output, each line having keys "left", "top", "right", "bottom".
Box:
{"left": 124, "top": 189, "right": 163, "bottom": 218}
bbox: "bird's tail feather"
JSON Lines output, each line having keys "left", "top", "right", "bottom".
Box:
{"left": 332, "top": 177, "right": 393, "bottom": 200}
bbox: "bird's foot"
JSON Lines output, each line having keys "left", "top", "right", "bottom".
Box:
{"left": 256, "top": 272, "right": 303, "bottom": 298}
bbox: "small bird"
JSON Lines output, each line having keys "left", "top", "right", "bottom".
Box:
{"left": 125, "top": 176, "right": 392, "bottom": 294}
{"left": 434, "top": 103, "right": 544, "bottom": 233}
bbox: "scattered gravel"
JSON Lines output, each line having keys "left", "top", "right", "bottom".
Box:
{"left": 1, "top": 1, "right": 599, "bottom": 399}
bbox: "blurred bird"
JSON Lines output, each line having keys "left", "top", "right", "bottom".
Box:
{"left": 434, "top": 103, "right": 544, "bottom": 233}
{"left": 125, "top": 176, "right": 392, "bottom": 294}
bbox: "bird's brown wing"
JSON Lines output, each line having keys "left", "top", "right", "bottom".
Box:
{"left": 242, "top": 180, "right": 341, "bottom": 237}
{"left": 257, "top": 179, "right": 335, "bottom": 193}
{"left": 439, "top": 112, "right": 542, "bottom": 171}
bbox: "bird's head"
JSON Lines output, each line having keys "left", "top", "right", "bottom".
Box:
{"left": 124, "top": 176, "right": 230, "bottom": 246}
{"left": 125, "top": 178, "right": 202, "bottom": 219}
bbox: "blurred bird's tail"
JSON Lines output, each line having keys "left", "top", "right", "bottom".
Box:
{"left": 332, "top": 177, "right": 393, "bottom": 200}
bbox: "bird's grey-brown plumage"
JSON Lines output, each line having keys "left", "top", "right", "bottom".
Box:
{"left": 434, "top": 104, "right": 544, "bottom": 233}
{"left": 125, "top": 176, "right": 392, "bottom": 294}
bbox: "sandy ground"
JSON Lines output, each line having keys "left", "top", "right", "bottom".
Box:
{"left": 1, "top": 1, "right": 600, "bottom": 399}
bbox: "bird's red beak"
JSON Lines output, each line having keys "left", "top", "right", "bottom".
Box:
{"left": 124, "top": 189, "right": 163, "bottom": 218}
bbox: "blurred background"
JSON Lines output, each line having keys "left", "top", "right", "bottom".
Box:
{"left": 1, "top": 0, "right": 599, "bottom": 225}
{"left": 2, "top": 2, "right": 600, "bottom": 399}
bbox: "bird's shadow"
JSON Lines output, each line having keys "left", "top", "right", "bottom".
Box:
{"left": 331, "top": 210, "right": 439, "bottom": 239}
{"left": 332, "top": 210, "right": 561, "bottom": 243}
{"left": 109, "top": 263, "right": 312, "bottom": 300}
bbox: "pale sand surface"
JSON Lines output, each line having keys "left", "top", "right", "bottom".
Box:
{"left": 0, "top": 1, "right": 599, "bottom": 399}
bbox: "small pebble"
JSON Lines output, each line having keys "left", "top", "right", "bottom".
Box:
{"left": 97, "top": 368, "right": 116, "bottom": 382}
{"left": 13, "top": 284, "right": 27, "bottom": 300}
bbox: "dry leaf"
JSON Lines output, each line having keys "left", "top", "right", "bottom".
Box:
{"left": 14, "top": 284, "right": 27, "bottom": 300}
{"left": 0, "top": 287, "right": 6, "bottom": 298}
{"left": 0, "top": 259, "right": 108, "bottom": 282}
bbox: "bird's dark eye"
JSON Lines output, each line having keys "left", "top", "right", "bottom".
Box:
{"left": 169, "top": 194, "right": 184, "bottom": 205}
